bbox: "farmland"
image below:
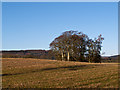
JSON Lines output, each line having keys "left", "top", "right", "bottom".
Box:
{"left": 2, "top": 58, "right": 118, "bottom": 88}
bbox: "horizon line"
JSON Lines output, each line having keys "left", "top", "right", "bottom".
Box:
{"left": 1, "top": 48, "right": 118, "bottom": 57}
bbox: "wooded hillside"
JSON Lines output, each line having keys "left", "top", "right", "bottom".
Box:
{"left": 2, "top": 50, "right": 54, "bottom": 60}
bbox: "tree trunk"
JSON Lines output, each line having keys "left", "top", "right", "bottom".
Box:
{"left": 89, "top": 59, "right": 90, "bottom": 63}
{"left": 89, "top": 55, "right": 90, "bottom": 63}
{"left": 67, "top": 51, "right": 70, "bottom": 61}
{"left": 61, "top": 52, "right": 64, "bottom": 61}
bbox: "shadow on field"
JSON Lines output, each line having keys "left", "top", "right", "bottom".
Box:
{"left": 41, "top": 65, "right": 89, "bottom": 71}
{"left": 0, "top": 73, "right": 21, "bottom": 76}
{"left": 1, "top": 64, "right": 100, "bottom": 76}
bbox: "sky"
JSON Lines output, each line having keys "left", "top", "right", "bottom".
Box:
{"left": 2, "top": 2, "right": 118, "bottom": 56}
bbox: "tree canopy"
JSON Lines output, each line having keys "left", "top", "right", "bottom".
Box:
{"left": 50, "top": 30, "right": 104, "bottom": 63}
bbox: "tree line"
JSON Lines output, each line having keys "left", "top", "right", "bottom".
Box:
{"left": 2, "top": 50, "right": 55, "bottom": 60}
{"left": 50, "top": 30, "right": 104, "bottom": 63}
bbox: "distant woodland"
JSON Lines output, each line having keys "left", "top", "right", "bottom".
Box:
{"left": 2, "top": 50, "right": 55, "bottom": 60}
